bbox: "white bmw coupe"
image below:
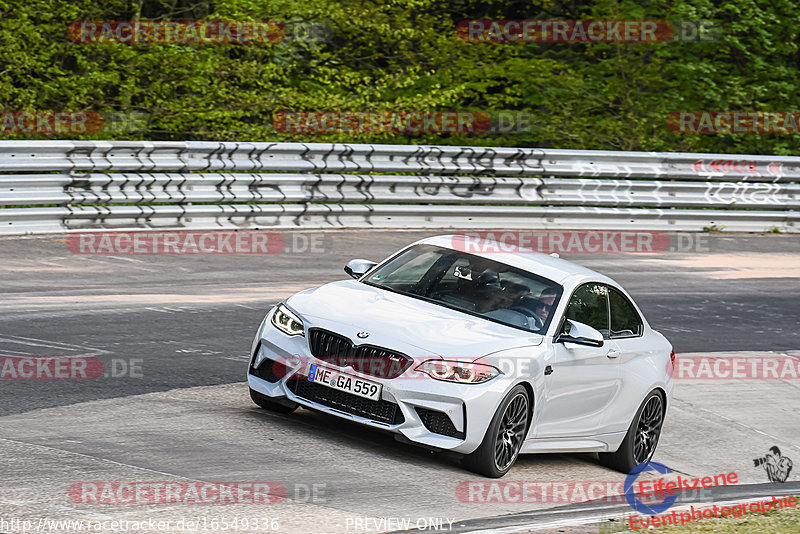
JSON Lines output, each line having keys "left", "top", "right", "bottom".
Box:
{"left": 248, "top": 235, "right": 674, "bottom": 477}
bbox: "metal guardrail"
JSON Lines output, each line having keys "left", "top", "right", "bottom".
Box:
{"left": 0, "top": 141, "right": 797, "bottom": 234}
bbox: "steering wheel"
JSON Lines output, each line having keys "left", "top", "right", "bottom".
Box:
{"left": 510, "top": 305, "right": 544, "bottom": 331}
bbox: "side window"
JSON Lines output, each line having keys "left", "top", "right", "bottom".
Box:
{"left": 563, "top": 284, "right": 610, "bottom": 339}
{"left": 609, "top": 288, "right": 643, "bottom": 338}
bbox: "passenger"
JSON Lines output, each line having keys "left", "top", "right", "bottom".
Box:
{"left": 504, "top": 282, "right": 531, "bottom": 306}
{"left": 476, "top": 280, "right": 530, "bottom": 312}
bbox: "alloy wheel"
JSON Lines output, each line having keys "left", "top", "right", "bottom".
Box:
{"left": 633, "top": 394, "right": 663, "bottom": 464}
{"left": 494, "top": 392, "right": 528, "bottom": 471}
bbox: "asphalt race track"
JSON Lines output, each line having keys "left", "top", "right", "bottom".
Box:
{"left": 1, "top": 230, "right": 799, "bottom": 534}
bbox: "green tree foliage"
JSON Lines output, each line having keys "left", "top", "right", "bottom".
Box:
{"left": 0, "top": 0, "right": 798, "bottom": 153}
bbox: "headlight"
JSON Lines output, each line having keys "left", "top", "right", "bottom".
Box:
{"left": 415, "top": 360, "right": 500, "bottom": 384}
{"left": 271, "top": 304, "right": 304, "bottom": 336}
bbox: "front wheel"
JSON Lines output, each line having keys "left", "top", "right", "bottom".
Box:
{"left": 462, "top": 384, "right": 530, "bottom": 478}
{"left": 599, "top": 390, "right": 664, "bottom": 473}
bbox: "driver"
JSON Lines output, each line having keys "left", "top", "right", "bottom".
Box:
{"left": 539, "top": 287, "right": 557, "bottom": 306}
{"left": 532, "top": 300, "right": 553, "bottom": 327}
{"left": 534, "top": 288, "right": 558, "bottom": 324}
{"left": 507, "top": 287, "right": 558, "bottom": 330}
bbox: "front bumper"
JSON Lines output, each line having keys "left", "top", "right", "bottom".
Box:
{"left": 247, "top": 312, "right": 517, "bottom": 455}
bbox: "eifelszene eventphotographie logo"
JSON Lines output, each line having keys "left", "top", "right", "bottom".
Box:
{"left": 753, "top": 446, "right": 793, "bottom": 483}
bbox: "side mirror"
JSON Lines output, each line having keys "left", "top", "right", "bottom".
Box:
{"left": 556, "top": 319, "right": 604, "bottom": 347}
{"left": 344, "top": 259, "right": 378, "bottom": 279}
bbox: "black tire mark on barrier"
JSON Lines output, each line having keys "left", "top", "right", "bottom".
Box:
{"left": 334, "top": 173, "right": 348, "bottom": 203}
{"left": 338, "top": 145, "right": 355, "bottom": 172}
{"left": 204, "top": 143, "right": 225, "bottom": 172}
{"left": 319, "top": 144, "right": 338, "bottom": 173}
{"left": 255, "top": 143, "right": 278, "bottom": 171}
{"left": 134, "top": 143, "right": 157, "bottom": 173}
{"left": 418, "top": 174, "right": 439, "bottom": 197}
{"left": 298, "top": 144, "right": 314, "bottom": 168}
{"left": 361, "top": 174, "right": 375, "bottom": 203}
{"left": 362, "top": 145, "right": 375, "bottom": 174}
{"left": 243, "top": 143, "right": 258, "bottom": 171}
{"left": 306, "top": 173, "right": 324, "bottom": 203}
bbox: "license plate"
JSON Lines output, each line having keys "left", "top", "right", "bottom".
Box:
{"left": 307, "top": 363, "right": 382, "bottom": 401}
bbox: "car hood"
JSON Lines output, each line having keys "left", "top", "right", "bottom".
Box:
{"left": 286, "top": 280, "right": 543, "bottom": 360}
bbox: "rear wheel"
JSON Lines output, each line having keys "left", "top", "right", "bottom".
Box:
{"left": 462, "top": 385, "right": 530, "bottom": 478}
{"left": 249, "top": 388, "right": 298, "bottom": 414}
{"left": 599, "top": 390, "right": 664, "bottom": 473}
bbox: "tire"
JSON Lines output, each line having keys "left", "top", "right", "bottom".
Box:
{"left": 599, "top": 390, "right": 664, "bottom": 473}
{"left": 462, "top": 384, "right": 530, "bottom": 478}
{"left": 249, "top": 388, "right": 298, "bottom": 414}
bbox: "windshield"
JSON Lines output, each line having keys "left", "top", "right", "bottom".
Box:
{"left": 363, "top": 244, "right": 563, "bottom": 334}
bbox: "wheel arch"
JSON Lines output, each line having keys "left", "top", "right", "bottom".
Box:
{"left": 630, "top": 386, "right": 668, "bottom": 442}
{"left": 515, "top": 379, "right": 536, "bottom": 436}
{"left": 614, "top": 385, "right": 668, "bottom": 448}
{"left": 653, "top": 386, "right": 668, "bottom": 417}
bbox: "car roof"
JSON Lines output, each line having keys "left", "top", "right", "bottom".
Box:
{"left": 411, "top": 234, "right": 617, "bottom": 287}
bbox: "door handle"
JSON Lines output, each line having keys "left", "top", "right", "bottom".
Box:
{"left": 606, "top": 350, "right": 619, "bottom": 359}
